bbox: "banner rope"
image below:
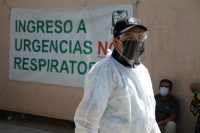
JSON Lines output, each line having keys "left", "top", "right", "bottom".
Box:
{"left": 83, "top": 0, "right": 88, "bottom": 7}
{"left": 0, "top": 80, "right": 9, "bottom": 97}
{"left": 3, "top": 0, "right": 11, "bottom": 9}
{"left": 134, "top": 0, "right": 139, "bottom": 17}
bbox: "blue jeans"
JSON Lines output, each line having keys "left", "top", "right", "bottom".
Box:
{"left": 195, "top": 113, "right": 200, "bottom": 133}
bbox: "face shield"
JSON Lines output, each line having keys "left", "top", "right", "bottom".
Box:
{"left": 117, "top": 30, "right": 147, "bottom": 63}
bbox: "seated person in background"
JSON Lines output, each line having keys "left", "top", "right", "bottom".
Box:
{"left": 190, "top": 82, "right": 200, "bottom": 133}
{"left": 155, "top": 79, "right": 180, "bottom": 133}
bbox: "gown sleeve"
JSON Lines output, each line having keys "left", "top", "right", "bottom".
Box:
{"left": 74, "top": 61, "right": 116, "bottom": 133}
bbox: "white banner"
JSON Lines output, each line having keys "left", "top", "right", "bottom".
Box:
{"left": 9, "top": 5, "right": 133, "bottom": 87}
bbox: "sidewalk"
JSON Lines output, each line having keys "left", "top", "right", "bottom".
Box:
{"left": 0, "top": 110, "right": 75, "bottom": 133}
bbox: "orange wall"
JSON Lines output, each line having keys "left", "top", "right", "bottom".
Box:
{"left": 0, "top": 0, "right": 200, "bottom": 133}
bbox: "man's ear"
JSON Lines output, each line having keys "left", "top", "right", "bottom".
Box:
{"left": 113, "top": 38, "right": 118, "bottom": 47}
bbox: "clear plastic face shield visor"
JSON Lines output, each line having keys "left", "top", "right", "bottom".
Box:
{"left": 116, "top": 30, "right": 147, "bottom": 64}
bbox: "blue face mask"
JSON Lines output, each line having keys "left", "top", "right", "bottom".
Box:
{"left": 159, "top": 87, "right": 169, "bottom": 96}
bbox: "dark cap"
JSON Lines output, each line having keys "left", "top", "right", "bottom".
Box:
{"left": 113, "top": 17, "right": 148, "bottom": 38}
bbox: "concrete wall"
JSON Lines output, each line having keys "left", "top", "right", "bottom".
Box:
{"left": 0, "top": 0, "right": 199, "bottom": 132}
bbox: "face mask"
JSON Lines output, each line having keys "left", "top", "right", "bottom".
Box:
{"left": 134, "top": 42, "right": 145, "bottom": 64}
{"left": 159, "top": 87, "right": 169, "bottom": 96}
{"left": 117, "top": 39, "right": 143, "bottom": 62}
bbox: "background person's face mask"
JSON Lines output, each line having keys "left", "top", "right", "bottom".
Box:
{"left": 159, "top": 87, "right": 169, "bottom": 96}
{"left": 117, "top": 32, "right": 147, "bottom": 63}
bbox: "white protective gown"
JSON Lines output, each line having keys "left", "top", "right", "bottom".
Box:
{"left": 74, "top": 52, "right": 160, "bottom": 133}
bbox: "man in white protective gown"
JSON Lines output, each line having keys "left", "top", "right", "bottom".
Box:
{"left": 74, "top": 17, "right": 160, "bottom": 133}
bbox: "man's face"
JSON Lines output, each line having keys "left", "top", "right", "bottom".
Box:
{"left": 120, "top": 27, "right": 145, "bottom": 41}
{"left": 114, "top": 27, "right": 146, "bottom": 52}
{"left": 160, "top": 82, "right": 171, "bottom": 92}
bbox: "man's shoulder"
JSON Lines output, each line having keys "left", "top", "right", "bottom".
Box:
{"left": 169, "top": 95, "right": 179, "bottom": 103}
{"left": 136, "top": 63, "right": 150, "bottom": 75}
{"left": 137, "top": 63, "right": 147, "bottom": 70}
{"left": 154, "top": 94, "right": 160, "bottom": 98}
{"left": 87, "top": 56, "right": 113, "bottom": 75}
